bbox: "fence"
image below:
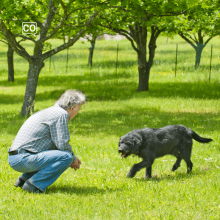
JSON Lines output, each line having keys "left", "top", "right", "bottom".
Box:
{"left": 0, "top": 37, "right": 219, "bottom": 82}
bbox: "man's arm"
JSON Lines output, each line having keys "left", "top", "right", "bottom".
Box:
{"left": 70, "top": 158, "right": 81, "bottom": 170}
{"left": 49, "top": 114, "right": 77, "bottom": 162}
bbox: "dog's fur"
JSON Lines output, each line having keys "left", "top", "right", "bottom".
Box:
{"left": 118, "top": 125, "right": 212, "bottom": 179}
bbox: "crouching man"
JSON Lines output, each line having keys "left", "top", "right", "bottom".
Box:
{"left": 8, "top": 90, "right": 85, "bottom": 193}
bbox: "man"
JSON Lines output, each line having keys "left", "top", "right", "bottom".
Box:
{"left": 8, "top": 90, "right": 85, "bottom": 193}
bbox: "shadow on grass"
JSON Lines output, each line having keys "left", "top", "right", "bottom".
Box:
{"left": 1, "top": 73, "right": 219, "bottom": 138}
{"left": 46, "top": 185, "right": 121, "bottom": 195}
{"left": 72, "top": 108, "right": 219, "bottom": 138}
{"left": 1, "top": 105, "right": 218, "bottom": 139}
{"left": 1, "top": 74, "right": 219, "bottom": 105}
{"left": 133, "top": 168, "right": 211, "bottom": 183}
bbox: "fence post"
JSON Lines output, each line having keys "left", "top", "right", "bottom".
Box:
{"left": 66, "top": 47, "right": 69, "bottom": 74}
{"left": 49, "top": 56, "right": 51, "bottom": 72}
{"left": 52, "top": 56, "right": 56, "bottom": 70}
{"left": 175, "top": 44, "right": 178, "bottom": 77}
{"left": 209, "top": 44, "right": 213, "bottom": 82}
{"left": 116, "top": 43, "right": 119, "bottom": 76}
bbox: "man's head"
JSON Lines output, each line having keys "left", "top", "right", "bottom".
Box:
{"left": 56, "top": 90, "right": 86, "bottom": 121}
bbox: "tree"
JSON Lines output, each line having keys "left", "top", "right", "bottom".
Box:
{"left": 85, "top": 32, "right": 99, "bottom": 67}
{"left": 84, "top": 24, "right": 114, "bottom": 67}
{"left": 99, "top": 0, "right": 188, "bottom": 91}
{"left": 0, "top": 0, "right": 101, "bottom": 116}
{"left": 0, "top": 32, "right": 15, "bottom": 82}
{"left": 173, "top": 0, "right": 220, "bottom": 69}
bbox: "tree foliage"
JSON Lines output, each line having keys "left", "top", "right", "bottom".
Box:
{"left": 171, "top": 0, "right": 220, "bottom": 68}
{"left": 98, "top": 0, "right": 189, "bottom": 91}
{"left": 0, "top": 0, "right": 104, "bottom": 116}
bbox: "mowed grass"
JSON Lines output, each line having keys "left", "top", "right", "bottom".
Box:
{"left": 0, "top": 35, "right": 220, "bottom": 219}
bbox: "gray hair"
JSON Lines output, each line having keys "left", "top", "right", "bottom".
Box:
{"left": 56, "top": 90, "right": 86, "bottom": 109}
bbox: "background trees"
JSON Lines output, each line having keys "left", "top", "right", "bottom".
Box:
{"left": 173, "top": 0, "right": 220, "bottom": 69}
{"left": 0, "top": 0, "right": 101, "bottom": 116}
{"left": 0, "top": 0, "right": 217, "bottom": 116}
{"left": 0, "top": 32, "right": 15, "bottom": 82}
{"left": 99, "top": 0, "right": 188, "bottom": 91}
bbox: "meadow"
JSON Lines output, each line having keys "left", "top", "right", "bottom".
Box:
{"left": 0, "top": 35, "right": 219, "bottom": 219}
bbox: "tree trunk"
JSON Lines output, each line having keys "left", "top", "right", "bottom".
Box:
{"left": 88, "top": 38, "right": 96, "bottom": 67}
{"left": 136, "top": 25, "right": 160, "bottom": 91}
{"left": 21, "top": 60, "right": 44, "bottom": 117}
{"left": 137, "top": 46, "right": 149, "bottom": 91}
{"left": 7, "top": 44, "right": 14, "bottom": 82}
{"left": 132, "top": 23, "right": 148, "bottom": 91}
{"left": 195, "top": 44, "right": 204, "bottom": 69}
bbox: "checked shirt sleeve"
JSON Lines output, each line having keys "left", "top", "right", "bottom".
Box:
{"left": 49, "top": 114, "right": 77, "bottom": 162}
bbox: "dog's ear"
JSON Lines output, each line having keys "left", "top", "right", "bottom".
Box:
{"left": 132, "top": 135, "right": 142, "bottom": 154}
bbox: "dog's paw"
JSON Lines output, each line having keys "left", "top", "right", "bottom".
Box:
{"left": 144, "top": 175, "right": 152, "bottom": 180}
{"left": 127, "top": 171, "right": 135, "bottom": 178}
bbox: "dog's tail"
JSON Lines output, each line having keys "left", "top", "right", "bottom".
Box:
{"left": 190, "top": 129, "right": 213, "bottom": 143}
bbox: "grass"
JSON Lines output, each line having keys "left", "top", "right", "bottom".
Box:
{"left": 0, "top": 35, "right": 220, "bottom": 219}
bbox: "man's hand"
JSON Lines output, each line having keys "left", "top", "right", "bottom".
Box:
{"left": 70, "top": 158, "right": 81, "bottom": 170}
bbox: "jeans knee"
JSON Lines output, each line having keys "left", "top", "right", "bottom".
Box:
{"left": 62, "top": 151, "right": 73, "bottom": 165}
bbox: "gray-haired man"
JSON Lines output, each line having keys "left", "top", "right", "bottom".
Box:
{"left": 8, "top": 90, "right": 85, "bottom": 193}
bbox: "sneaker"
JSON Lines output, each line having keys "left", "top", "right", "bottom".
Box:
{"left": 14, "top": 177, "right": 25, "bottom": 187}
{"left": 22, "top": 181, "right": 43, "bottom": 194}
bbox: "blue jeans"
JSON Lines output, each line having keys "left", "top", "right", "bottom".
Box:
{"left": 8, "top": 150, "right": 73, "bottom": 192}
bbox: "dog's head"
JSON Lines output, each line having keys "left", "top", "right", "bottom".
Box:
{"left": 118, "top": 131, "right": 142, "bottom": 158}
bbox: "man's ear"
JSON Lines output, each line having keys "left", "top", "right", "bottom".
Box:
{"left": 71, "top": 105, "right": 76, "bottom": 110}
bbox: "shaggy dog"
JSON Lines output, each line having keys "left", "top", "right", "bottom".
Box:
{"left": 118, "top": 125, "right": 212, "bottom": 179}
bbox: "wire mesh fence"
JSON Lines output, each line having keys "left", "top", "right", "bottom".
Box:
{"left": 0, "top": 37, "right": 219, "bottom": 82}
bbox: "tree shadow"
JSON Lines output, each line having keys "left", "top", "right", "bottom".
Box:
{"left": 1, "top": 75, "right": 219, "bottom": 104}
{"left": 46, "top": 185, "right": 121, "bottom": 195}
{"left": 70, "top": 109, "right": 218, "bottom": 138}
{"left": 133, "top": 168, "right": 211, "bottom": 183}
{"left": 0, "top": 101, "right": 219, "bottom": 137}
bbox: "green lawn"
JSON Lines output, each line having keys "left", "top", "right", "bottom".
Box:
{"left": 0, "top": 36, "right": 219, "bottom": 219}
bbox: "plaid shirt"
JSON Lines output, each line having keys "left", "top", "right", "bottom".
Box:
{"left": 9, "top": 104, "right": 77, "bottom": 162}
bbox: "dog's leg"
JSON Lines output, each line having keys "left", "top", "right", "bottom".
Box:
{"left": 145, "top": 166, "right": 152, "bottom": 179}
{"left": 172, "top": 156, "right": 182, "bottom": 172}
{"left": 186, "top": 160, "right": 193, "bottom": 173}
{"left": 182, "top": 157, "right": 193, "bottom": 173}
{"left": 180, "top": 145, "right": 193, "bottom": 173}
{"left": 127, "top": 160, "right": 152, "bottom": 178}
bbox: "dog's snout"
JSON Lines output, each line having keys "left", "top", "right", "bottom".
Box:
{"left": 118, "top": 149, "right": 123, "bottom": 153}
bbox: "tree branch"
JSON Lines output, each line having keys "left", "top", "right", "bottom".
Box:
{"left": 34, "top": 0, "right": 58, "bottom": 56}
{"left": 38, "top": 0, "right": 58, "bottom": 41}
{"left": 14, "top": 34, "right": 37, "bottom": 43}
{"left": 193, "top": 33, "right": 198, "bottom": 43}
{"left": 0, "top": 39, "right": 8, "bottom": 45}
{"left": 100, "top": 22, "right": 139, "bottom": 53}
{"left": 42, "top": 10, "right": 99, "bottom": 60}
{"left": 0, "top": 20, "right": 32, "bottom": 62}
{"left": 178, "top": 31, "right": 196, "bottom": 50}
{"left": 37, "top": 0, "right": 68, "bottom": 44}
{"left": 35, "top": 0, "right": 49, "bottom": 10}
{"left": 118, "top": 31, "right": 138, "bottom": 53}
{"left": 204, "top": 37, "right": 213, "bottom": 46}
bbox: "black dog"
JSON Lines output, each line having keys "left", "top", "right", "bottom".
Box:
{"left": 118, "top": 125, "right": 212, "bottom": 179}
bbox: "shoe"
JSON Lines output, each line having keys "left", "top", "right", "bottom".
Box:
{"left": 14, "top": 177, "right": 25, "bottom": 187}
{"left": 22, "top": 181, "right": 43, "bottom": 194}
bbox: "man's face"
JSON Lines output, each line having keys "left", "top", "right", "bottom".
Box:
{"left": 68, "top": 103, "right": 82, "bottom": 121}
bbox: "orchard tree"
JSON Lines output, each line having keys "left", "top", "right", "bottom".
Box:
{"left": 85, "top": 24, "right": 115, "bottom": 67}
{"left": 0, "top": 0, "right": 102, "bottom": 116}
{"left": 0, "top": 32, "right": 15, "bottom": 82}
{"left": 174, "top": 0, "right": 220, "bottom": 69}
{"left": 100, "top": 0, "right": 188, "bottom": 91}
